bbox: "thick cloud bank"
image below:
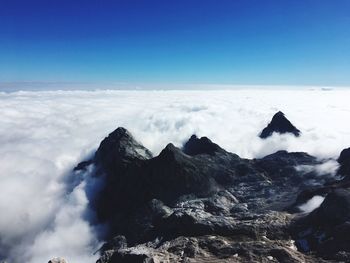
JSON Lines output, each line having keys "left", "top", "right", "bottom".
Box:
{"left": 0, "top": 88, "right": 350, "bottom": 262}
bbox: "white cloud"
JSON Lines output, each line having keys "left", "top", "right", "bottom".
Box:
{"left": 295, "top": 160, "right": 340, "bottom": 177}
{"left": 298, "top": 195, "right": 325, "bottom": 213}
{"left": 0, "top": 88, "right": 349, "bottom": 262}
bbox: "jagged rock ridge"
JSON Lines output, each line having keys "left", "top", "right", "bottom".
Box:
{"left": 73, "top": 127, "right": 350, "bottom": 262}
{"left": 260, "top": 111, "right": 301, "bottom": 138}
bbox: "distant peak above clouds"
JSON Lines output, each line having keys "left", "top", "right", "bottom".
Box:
{"left": 259, "top": 111, "right": 301, "bottom": 139}
{"left": 182, "top": 134, "right": 222, "bottom": 156}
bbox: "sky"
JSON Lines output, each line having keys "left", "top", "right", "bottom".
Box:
{"left": 0, "top": 0, "right": 350, "bottom": 87}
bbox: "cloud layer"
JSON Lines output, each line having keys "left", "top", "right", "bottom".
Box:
{"left": 0, "top": 88, "right": 349, "bottom": 262}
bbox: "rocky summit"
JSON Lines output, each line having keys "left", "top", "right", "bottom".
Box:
{"left": 259, "top": 111, "right": 301, "bottom": 138}
{"left": 74, "top": 127, "right": 350, "bottom": 263}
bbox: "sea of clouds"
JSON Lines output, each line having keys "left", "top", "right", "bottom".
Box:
{"left": 1, "top": 88, "right": 350, "bottom": 262}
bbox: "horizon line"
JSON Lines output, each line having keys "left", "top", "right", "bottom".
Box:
{"left": 1, "top": 81, "right": 350, "bottom": 92}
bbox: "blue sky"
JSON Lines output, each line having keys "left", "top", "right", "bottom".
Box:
{"left": 0, "top": 0, "right": 350, "bottom": 86}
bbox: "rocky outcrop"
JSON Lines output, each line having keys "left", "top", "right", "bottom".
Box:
{"left": 291, "top": 189, "right": 350, "bottom": 261}
{"left": 337, "top": 147, "right": 350, "bottom": 179}
{"left": 182, "top": 135, "right": 222, "bottom": 156}
{"left": 259, "top": 111, "right": 301, "bottom": 138}
{"left": 97, "top": 235, "right": 329, "bottom": 263}
{"left": 72, "top": 127, "right": 350, "bottom": 262}
{"left": 94, "top": 127, "right": 153, "bottom": 174}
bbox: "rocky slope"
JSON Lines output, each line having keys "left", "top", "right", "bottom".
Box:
{"left": 72, "top": 118, "right": 350, "bottom": 263}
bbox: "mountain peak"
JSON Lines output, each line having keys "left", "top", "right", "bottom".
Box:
{"left": 94, "top": 127, "right": 152, "bottom": 174}
{"left": 157, "top": 143, "right": 186, "bottom": 162}
{"left": 108, "top": 127, "right": 130, "bottom": 138}
{"left": 183, "top": 134, "right": 221, "bottom": 156}
{"left": 259, "top": 111, "right": 301, "bottom": 138}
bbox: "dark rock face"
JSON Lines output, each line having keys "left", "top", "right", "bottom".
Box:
{"left": 94, "top": 127, "right": 153, "bottom": 175}
{"left": 183, "top": 135, "right": 221, "bottom": 156}
{"left": 259, "top": 111, "right": 301, "bottom": 138}
{"left": 338, "top": 147, "right": 350, "bottom": 178}
{"left": 73, "top": 127, "right": 350, "bottom": 262}
{"left": 255, "top": 150, "right": 318, "bottom": 183}
{"left": 311, "top": 189, "right": 350, "bottom": 226}
{"left": 291, "top": 189, "right": 350, "bottom": 260}
{"left": 90, "top": 131, "right": 257, "bottom": 244}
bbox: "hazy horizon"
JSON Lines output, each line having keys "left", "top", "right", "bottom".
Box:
{"left": 1, "top": 82, "right": 349, "bottom": 92}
